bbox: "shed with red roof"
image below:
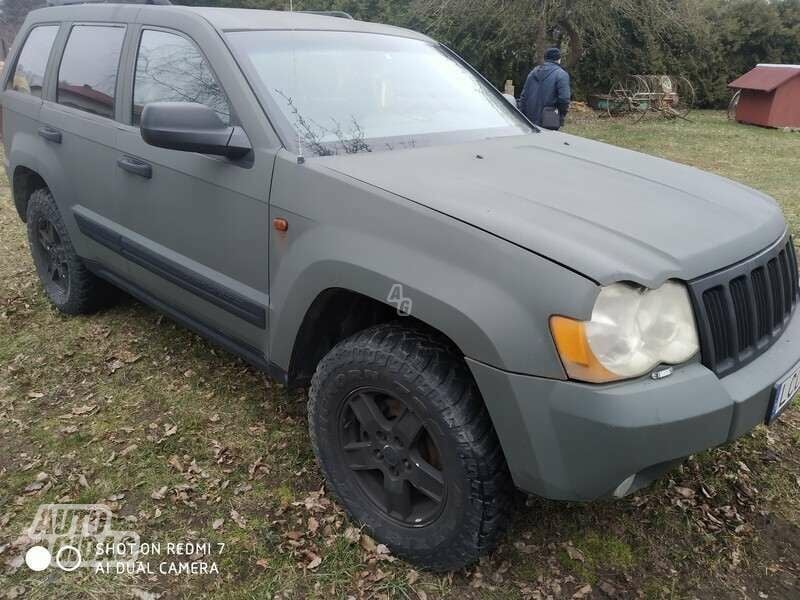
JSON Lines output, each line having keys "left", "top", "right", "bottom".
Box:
{"left": 729, "top": 64, "right": 800, "bottom": 128}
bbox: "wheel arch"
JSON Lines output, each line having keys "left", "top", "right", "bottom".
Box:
{"left": 286, "top": 287, "right": 465, "bottom": 388}
{"left": 7, "top": 130, "right": 71, "bottom": 224}
{"left": 12, "top": 165, "right": 50, "bottom": 222}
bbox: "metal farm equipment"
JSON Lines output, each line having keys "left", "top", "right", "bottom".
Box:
{"left": 594, "top": 75, "right": 696, "bottom": 123}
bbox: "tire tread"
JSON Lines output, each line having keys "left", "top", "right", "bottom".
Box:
{"left": 26, "top": 188, "right": 115, "bottom": 315}
{"left": 308, "top": 322, "right": 513, "bottom": 571}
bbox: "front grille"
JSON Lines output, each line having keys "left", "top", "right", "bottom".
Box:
{"left": 688, "top": 234, "right": 799, "bottom": 378}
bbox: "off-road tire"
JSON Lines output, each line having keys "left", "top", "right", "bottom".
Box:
{"left": 26, "top": 188, "right": 116, "bottom": 314}
{"left": 308, "top": 323, "right": 513, "bottom": 571}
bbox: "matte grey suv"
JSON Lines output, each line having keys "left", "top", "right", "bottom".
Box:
{"left": 3, "top": 2, "right": 799, "bottom": 571}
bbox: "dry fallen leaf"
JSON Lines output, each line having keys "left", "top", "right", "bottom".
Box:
{"left": 72, "top": 404, "right": 97, "bottom": 416}
{"left": 231, "top": 509, "right": 247, "bottom": 528}
{"left": 599, "top": 580, "right": 617, "bottom": 597}
{"left": 151, "top": 486, "right": 168, "bottom": 500}
{"left": 360, "top": 534, "right": 377, "bottom": 553}
{"left": 107, "top": 359, "right": 126, "bottom": 374}
{"left": 573, "top": 584, "right": 592, "bottom": 599}
{"left": 212, "top": 518, "right": 224, "bottom": 531}
{"left": 306, "top": 553, "right": 322, "bottom": 570}
{"left": 344, "top": 527, "right": 361, "bottom": 544}
{"left": 24, "top": 481, "right": 45, "bottom": 493}
{"left": 307, "top": 517, "right": 319, "bottom": 534}
{"left": 131, "top": 588, "right": 162, "bottom": 600}
{"left": 120, "top": 444, "right": 138, "bottom": 457}
{"left": 566, "top": 545, "right": 585, "bottom": 562}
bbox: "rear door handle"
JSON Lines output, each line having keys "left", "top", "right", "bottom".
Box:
{"left": 38, "top": 126, "right": 62, "bottom": 144}
{"left": 117, "top": 156, "right": 152, "bottom": 179}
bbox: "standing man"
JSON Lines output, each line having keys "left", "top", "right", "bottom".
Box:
{"left": 519, "top": 47, "right": 571, "bottom": 130}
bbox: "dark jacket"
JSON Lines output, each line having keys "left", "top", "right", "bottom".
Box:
{"left": 519, "top": 61, "right": 571, "bottom": 129}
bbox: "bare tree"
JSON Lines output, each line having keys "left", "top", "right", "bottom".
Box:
{"left": 1, "top": 0, "right": 45, "bottom": 56}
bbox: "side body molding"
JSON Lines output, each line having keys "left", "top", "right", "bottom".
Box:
{"left": 73, "top": 210, "right": 267, "bottom": 328}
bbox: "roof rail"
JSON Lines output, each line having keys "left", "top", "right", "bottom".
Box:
{"left": 299, "top": 10, "right": 354, "bottom": 19}
{"left": 46, "top": 0, "right": 171, "bottom": 6}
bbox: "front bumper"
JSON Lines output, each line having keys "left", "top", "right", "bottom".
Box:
{"left": 467, "top": 308, "right": 800, "bottom": 501}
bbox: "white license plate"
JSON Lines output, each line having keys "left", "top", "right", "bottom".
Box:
{"left": 769, "top": 360, "right": 800, "bottom": 424}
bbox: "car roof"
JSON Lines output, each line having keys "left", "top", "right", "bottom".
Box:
{"left": 27, "top": 4, "right": 431, "bottom": 42}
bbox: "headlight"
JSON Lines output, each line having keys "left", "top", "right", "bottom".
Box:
{"left": 550, "top": 281, "right": 699, "bottom": 383}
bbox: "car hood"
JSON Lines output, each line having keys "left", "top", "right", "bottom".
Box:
{"left": 320, "top": 131, "right": 786, "bottom": 288}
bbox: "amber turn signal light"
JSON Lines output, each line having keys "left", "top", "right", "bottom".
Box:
{"left": 273, "top": 217, "right": 289, "bottom": 232}
{"left": 549, "top": 316, "right": 620, "bottom": 384}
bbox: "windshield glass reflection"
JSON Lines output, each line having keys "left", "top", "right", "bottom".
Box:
{"left": 227, "top": 31, "right": 532, "bottom": 156}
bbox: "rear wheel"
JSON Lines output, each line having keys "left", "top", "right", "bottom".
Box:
{"left": 26, "top": 188, "right": 116, "bottom": 314}
{"left": 308, "top": 323, "right": 512, "bottom": 571}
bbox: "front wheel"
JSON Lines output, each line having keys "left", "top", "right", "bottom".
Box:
{"left": 308, "top": 324, "right": 512, "bottom": 571}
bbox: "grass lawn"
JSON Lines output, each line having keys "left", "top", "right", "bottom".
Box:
{"left": 1, "top": 110, "right": 799, "bottom": 599}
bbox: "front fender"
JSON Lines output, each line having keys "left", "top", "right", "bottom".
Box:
{"left": 268, "top": 151, "right": 598, "bottom": 378}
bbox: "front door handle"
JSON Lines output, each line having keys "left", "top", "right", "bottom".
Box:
{"left": 38, "top": 126, "right": 62, "bottom": 144}
{"left": 117, "top": 156, "right": 152, "bottom": 179}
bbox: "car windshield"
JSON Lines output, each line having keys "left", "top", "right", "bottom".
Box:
{"left": 226, "top": 30, "right": 533, "bottom": 156}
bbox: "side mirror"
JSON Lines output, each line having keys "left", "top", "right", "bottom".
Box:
{"left": 140, "top": 102, "right": 251, "bottom": 160}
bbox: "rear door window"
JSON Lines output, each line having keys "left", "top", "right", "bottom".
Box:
{"left": 7, "top": 25, "right": 59, "bottom": 97}
{"left": 132, "top": 29, "right": 230, "bottom": 126}
{"left": 57, "top": 25, "right": 125, "bottom": 119}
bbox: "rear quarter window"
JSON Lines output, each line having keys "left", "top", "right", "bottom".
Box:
{"left": 7, "top": 25, "right": 59, "bottom": 97}
{"left": 57, "top": 25, "right": 125, "bottom": 119}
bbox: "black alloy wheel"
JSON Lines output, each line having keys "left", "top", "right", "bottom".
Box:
{"left": 309, "top": 323, "right": 513, "bottom": 571}
{"left": 26, "top": 187, "right": 116, "bottom": 314}
{"left": 337, "top": 387, "right": 446, "bottom": 526}
{"left": 32, "top": 214, "right": 70, "bottom": 299}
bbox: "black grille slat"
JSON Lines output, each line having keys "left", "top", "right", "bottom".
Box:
{"left": 764, "top": 259, "right": 780, "bottom": 330}
{"left": 689, "top": 233, "right": 799, "bottom": 378}
{"left": 779, "top": 250, "right": 793, "bottom": 310}
{"left": 787, "top": 241, "right": 799, "bottom": 299}
{"left": 730, "top": 277, "right": 754, "bottom": 351}
{"left": 768, "top": 259, "right": 784, "bottom": 327}
{"left": 752, "top": 267, "right": 771, "bottom": 339}
{"left": 703, "top": 287, "right": 732, "bottom": 362}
